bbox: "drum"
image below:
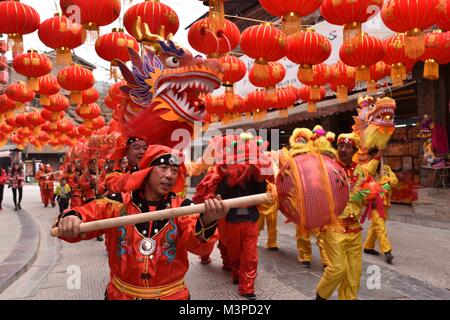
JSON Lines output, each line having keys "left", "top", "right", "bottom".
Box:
{"left": 276, "top": 148, "right": 349, "bottom": 230}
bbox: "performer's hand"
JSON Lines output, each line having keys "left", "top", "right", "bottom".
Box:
{"left": 58, "top": 215, "right": 82, "bottom": 238}
{"left": 202, "top": 195, "right": 229, "bottom": 226}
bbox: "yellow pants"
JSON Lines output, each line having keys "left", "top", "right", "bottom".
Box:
{"left": 295, "top": 227, "right": 329, "bottom": 266}
{"left": 316, "top": 231, "right": 362, "bottom": 300}
{"left": 257, "top": 212, "right": 278, "bottom": 249}
{"left": 364, "top": 208, "right": 392, "bottom": 253}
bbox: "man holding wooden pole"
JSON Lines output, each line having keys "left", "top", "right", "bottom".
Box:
{"left": 52, "top": 145, "right": 229, "bottom": 300}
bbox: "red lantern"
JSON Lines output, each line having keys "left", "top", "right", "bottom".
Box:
{"left": 39, "top": 74, "right": 61, "bottom": 106}
{"left": 57, "top": 117, "right": 74, "bottom": 133}
{"left": 249, "top": 61, "right": 286, "bottom": 103}
{"left": 60, "top": 0, "right": 121, "bottom": 35}
{"left": 15, "top": 114, "right": 28, "bottom": 128}
{"left": 78, "top": 124, "right": 93, "bottom": 136}
{"left": 259, "top": 0, "right": 323, "bottom": 35}
{"left": 329, "top": 61, "right": 356, "bottom": 102}
{"left": 298, "top": 63, "right": 330, "bottom": 100}
{"left": 13, "top": 50, "right": 52, "bottom": 91}
{"left": 382, "top": 34, "right": 417, "bottom": 87}
{"left": 321, "top": 0, "right": 384, "bottom": 44}
{"left": 5, "top": 82, "right": 35, "bottom": 108}
{"left": 420, "top": 30, "right": 449, "bottom": 80}
{"left": 219, "top": 55, "right": 246, "bottom": 109}
{"left": 57, "top": 64, "right": 95, "bottom": 104}
{"left": 38, "top": 130, "right": 50, "bottom": 143}
{"left": 240, "top": 23, "right": 287, "bottom": 79}
{"left": 368, "top": 61, "right": 391, "bottom": 92}
{"left": 41, "top": 108, "right": 64, "bottom": 123}
{"left": 286, "top": 28, "right": 332, "bottom": 82}
{"left": 188, "top": 18, "right": 240, "bottom": 56}
{"left": 38, "top": 13, "right": 86, "bottom": 65}
{"left": 0, "top": 123, "right": 14, "bottom": 135}
{"left": 95, "top": 28, "right": 139, "bottom": 78}
{"left": 275, "top": 86, "right": 298, "bottom": 118}
{"left": 381, "top": 0, "right": 442, "bottom": 59}
{"left": 46, "top": 94, "right": 70, "bottom": 113}
{"left": 0, "top": 1, "right": 40, "bottom": 55}
{"left": 438, "top": 0, "right": 450, "bottom": 31}
{"left": 76, "top": 103, "right": 101, "bottom": 120}
{"left": 297, "top": 86, "right": 326, "bottom": 113}
{"left": 339, "top": 33, "right": 385, "bottom": 82}
{"left": 6, "top": 117, "right": 16, "bottom": 128}
{"left": 11, "top": 133, "right": 25, "bottom": 147}
{"left": 104, "top": 95, "right": 119, "bottom": 110}
{"left": 0, "top": 94, "right": 16, "bottom": 116}
{"left": 26, "top": 111, "right": 45, "bottom": 127}
{"left": 124, "top": 0, "right": 179, "bottom": 39}
{"left": 81, "top": 88, "right": 99, "bottom": 104}
{"left": 245, "top": 90, "right": 269, "bottom": 122}
{"left": 86, "top": 116, "right": 106, "bottom": 130}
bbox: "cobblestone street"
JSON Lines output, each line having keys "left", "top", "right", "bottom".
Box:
{"left": 1, "top": 185, "right": 450, "bottom": 300}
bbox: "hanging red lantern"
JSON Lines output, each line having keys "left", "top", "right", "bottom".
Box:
{"left": 78, "top": 124, "right": 93, "bottom": 137}
{"left": 5, "top": 82, "right": 35, "bottom": 108}
{"left": 14, "top": 113, "right": 28, "bottom": 128}
{"left": 297, "top": 85, "right": 326, "bottom": 113}
{"left": 57, "top": 117, "right": 74, "bottom": 134}
{"left": 38, "top": 13, "right": 86, "bottom": 65}
{"left": 60, "top": 0, "right": 121, "bottom": 38}
{"left": 95, "top": 28, "right": 139, "bottom": 78}
{"left": 420, "top": 30, "right": 449, "bottom": 80}
{"left": 245, "top": 89, "right": 269, "bottom": 122}
{"left": 321, "top": 0, "right": 384, "bottom": 44}
{"left": 240, "top": 23, "right": 287, "bottom": 80}
{"left": 219, "top": 55, "right": 246, "bottom": 109}
{"left": 39, "top": 74, "right": 61, "bottom": 106}
{"left": 329, "top": 61, "right": 356, "bottom": 102}
{"left": 340, "top": 33, "right": 385, "bottom": 83}
{"left": 46, "top": 94, "right": 70, "bottom": 113}
{"left": 81, "top": 87, "right": 99, "bottom": 104}
{"left": 104, "top": 95, "right": 119, "bottom": 110}
{"left": 382, "top": 33, "right": 417, "bottom": 87}
{"left": 86, "top": 116, "right": 106, "bottom": 130}
{"left": 6, "top": 117, "right": 16, "bottom": 128}
{"left": 13, "top": 50, "right": 52, "bottom": 91}
{"left": 41, "top": 108, "right": 64, "bottom": 123}
{"left": 438, "top": 0, "right": 450, "bottom": 31}
{"left": 286, "top": 28, "right": 332, "bottom": 82}
{"left": 259, "top": 0, "right": 323, "bottom": 36}
{"left": 27, "top": 112, "right": 45, "bottom": 134}
{"left": 124, "top": 0, "right": 179, "bottom": 39}
{"left": 11, "top": 133, "right": 25, "bottom": 148}
{"left": 0, "top": 94, "right": 16, "bottom": 118}
{"left": 188, "top": 17, "right": 240, "bottom": 57}
{"left": 368, "top": 61, "right": 391, "bottom": 92}
{"left": 0, "top": 123, "right": 14, "bottom": 135}
{"left": 297, "top": 63, "right": 330, "bottom": 100}
{"left": 275, "top": 86, "right": 298, "bottom": 118}
{"left": 38, "top": 130, "right": 49, "bottom": 143}
{"left": 57, "top": 64, "right": 95, "bottom": 104}
{"left": 76, "top": 102, "right": 101, "bottom": 120}
{"left": 381, "top": 0, "right": 442, "bottom": 59}
{"left": 249, "top": 61, "right": 286, "bottom": 104}
{"left": 0, "top": 1, "right": 40, "bottom": 55}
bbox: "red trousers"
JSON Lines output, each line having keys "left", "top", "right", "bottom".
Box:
{"left": 39, "top": 184, "right": 45, "bottom": 203}
{"left": 221, "top": 220, "right": 259, "bottom": 295}
{"left": 43, "top": 188, "right": 55, "bottom": 206}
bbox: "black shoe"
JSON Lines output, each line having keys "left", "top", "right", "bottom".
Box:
{"left": 44, "top": 204, "right": 48, "bottom": 207}
{"left": 267, "top": 247, "right": 279, "bottom": 251}
{"left": 241, "top": 293, "right": 256, "bottom": 300}
{"left": 385, "top": 251, "right": 394, "bottom": 264}
{"left": 322, "top": 264, "right": 328, "bottom": 270}
{"left": 233, "top": 278, "right": 239, "bottom": 285}
{"left": 17, "top": 204, "right": 22, "bottom": 210}
{"left": 14, "top": 206, "right": 18, "bottom": 211}
{"left": 315, "top": 293, "right": 326, "bottom": 300}
{"left": 364, "top": 248, "right": 380, "bottom": 256}
{"left": 301, "top": 261, "right": 311, "bottom": 268}
{"left": 96, "top": 236, "right": 104, "bottom": 241}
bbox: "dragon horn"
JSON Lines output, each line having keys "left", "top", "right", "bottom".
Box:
{"left": 114, "top": 58, "right": 138, "bottom": 86}
{"left": 133, "top": 16, "right": 164, "bottom": 51}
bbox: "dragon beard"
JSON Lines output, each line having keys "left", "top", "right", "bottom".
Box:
{"left": 364, "top": 123, "right": 395, "bottom": 150}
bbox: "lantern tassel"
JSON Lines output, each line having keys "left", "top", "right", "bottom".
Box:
{"left": 279, "top": 109, "right": 289, "bottom": 118}
{"left": 265, "top": 87, "right": 277, "bottom": 105}
{"left": 56, "top": 48, "right": 73, "bottom": 65}
{"left": 405, "top": 28, "right": 425, "bottom": 59}
{"left": 253, "top": 59, "right": 269, "bottom": 81}
{"left": 40, "top": 94, "right": 50, "bottom": 106}
{"left": 343, "top": 22, "right": 362, "bottom": 44}
{"left": 391, "top": 63, "right": 406, "bottom": 87}
{"left": 298, "top": 65, "right": 313, "bottom": 82}
{"left": 367, "top": 81, "right": 378, "bottom": 93}
{"left": 309, "top": 86, "right": 321, "bottom": 101}
{"left": 356, "top": 66, "right": 370, "bottom": 83}
{"left": 337, "top": 85, "right": 348, "bottom": 102}
{"left": 8, "top": 34, "right": 23, "bottom": 57}
{"left": 225, "top": 85, "right": 234, "bottom": 110}
{"left": 27, "top": 77, "right": 39, "bottom": 91}
{"left": 307, "top": 102, "right": 317, "bottom": 113}
{"left": 282, "top": 12, "right": 301, "bottom": 36}
{"left": 70, "top": 91, "right": 82, "bottom": 104}
{"left": 423, "top": 59, "right": 439, "bottom": 81}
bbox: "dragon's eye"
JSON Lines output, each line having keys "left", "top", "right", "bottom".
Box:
{"left": 165, "top": 56, "right": 180, "bottom": 68}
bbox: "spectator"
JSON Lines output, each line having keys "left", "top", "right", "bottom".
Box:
{"left": 8, "top": 162, "right": 25, "bottom": 211}
{"left": 0, "top": 166, "right": 7, "bottom": 210}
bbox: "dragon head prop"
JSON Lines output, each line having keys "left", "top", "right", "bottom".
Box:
{"left": 352, "top": 95, "right": 396, "bottom": 163}
{"left": 115, "top": 39, "right": 223, "bottom": 147}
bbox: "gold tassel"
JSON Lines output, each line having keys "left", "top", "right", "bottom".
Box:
{"left": 309, "top": 86, "right": 321, "bottom": 101}
{"left": 307, "top": 102, "right": 317, "bottom": 113}
{"left": 51, "top": 112, "right": 60, "bottom": 122}
{"left": 298, "top": 65, "right": 313, "bottom": 82}
{"left": 343, "top": 22, "right": 362, "bottom": 44}
{"left": 282, "top": 12, "right": 301, "bottom": 36}
{"left": 40, "top": 94, "right": 50, "bottom": 106}
{"left": 70, "top": 91, "right": 82, "bottom": 104}
{"left": 337, "top": 85, "right": 348, "bottom": 102}
{"left": 253, "top": 58, "right": 269, "bottom": 80}
{"left": 279, "top": 109, "right": 289, "bottom": 118}
{"left": 8, "top": 34, "right": 23, "bottom": 57}
{"left": 265, "top": 87, "right": 277, "bottom": 104}
{"left": 84, "top": 119, "right": 93, "bottom": 129}
{"left": 356, "top": 65, "right": 370, "bottom": 83}
{"left": 79, "top": 103, "right": 90, "bottom": 114}
{"left": 56, "top": 47, "right": 72, "bottom": 65}
{"left": 208, "top": 0, "right": 225, "bottom": 34}
{"left": 423, "top": 59, "right": 439, "bottom": 80}
{"left": 367, "top": 81, "right": 378, "bottom": 93}
{"left": 391, "top": 63, "right": 405, "bottom": 87}
{"left": 27, "top": 77, "right": 39, "bottom": 91}
{"left": 225, "top": 85, "right": 234, "bottom": 110}
{"left": 405, "top": 28, "right": 425, "bottom": 59}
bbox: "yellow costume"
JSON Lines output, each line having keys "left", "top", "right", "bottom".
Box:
{"left": 316, "top": 133, "right": 368, "bottom": 300}
{"left": 363, "top": 160, "right": 398, "bottom": 255}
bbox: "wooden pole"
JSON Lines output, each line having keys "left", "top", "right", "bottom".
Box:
{"left": 50, "top": 192, "right": 272, "bottom": 237}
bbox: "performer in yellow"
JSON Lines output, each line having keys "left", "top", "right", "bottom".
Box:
{"left": 316, "top": 133, "right": 369, "bottom": 300}
{"left": 290, "top": 126, "right": 330, "bottom": 268}
{"left": 363, "top": 147, "right": 398, "bottom": 264}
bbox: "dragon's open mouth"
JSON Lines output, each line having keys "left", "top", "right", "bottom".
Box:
{"left": 368, "top": 107, "right": 395, "bottom": 127}
{"left": 155, "top": 68, "right": 221, "bottom": 123}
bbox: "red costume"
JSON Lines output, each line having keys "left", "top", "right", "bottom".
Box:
{"left": 35, "top": 165, "right": 45, "bottom": 204}
{"left": 55, "top": 146, "right": 219, "bottom": 300}
{"left": 70, "top": 166, "right": 84, "bottom": 208}
{"left": 40, "top": 165, "right": 56, "bottom": 207}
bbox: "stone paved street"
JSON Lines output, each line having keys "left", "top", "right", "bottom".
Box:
{"left": 1, "top": 185, "right": 450, "bottom": 300}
